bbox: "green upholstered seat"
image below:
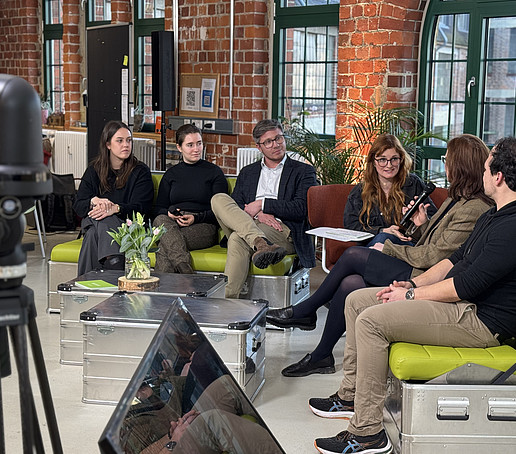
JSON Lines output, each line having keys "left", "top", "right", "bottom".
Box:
{"left": 389, "top": 342, "right": 516, "bottom": 381}
{"left": 50, "top": 238, "right": 294, "bottom": 275}
{"left": 49, "top": 175, "right": 297, "bottom": 276}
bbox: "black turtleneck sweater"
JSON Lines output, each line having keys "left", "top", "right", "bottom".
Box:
{"left": 153, "top": 159, "right": 228, "bottom": 224}
{"left": 447, "top": 200, "right": 516, "bottom": 339}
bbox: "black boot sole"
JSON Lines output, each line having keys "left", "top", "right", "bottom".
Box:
{"left": 266, "top": 317, "right": 316, "bottom": 331}
{"left": 252, "top": 247, "right": 287, "bottom": 269}
{"left": 282, "top": 365, "right": 336, "bottom": 377}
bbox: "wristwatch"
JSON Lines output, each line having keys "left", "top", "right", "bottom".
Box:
{"left": 405, "top": 288, "right": 415, "bottom": 300}
{"left": 165, "top": 440, "right": 177, "bottom": 451}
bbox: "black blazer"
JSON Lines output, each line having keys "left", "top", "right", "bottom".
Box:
{"left": 231, "top": 156, "right": 317, "bottom": 268}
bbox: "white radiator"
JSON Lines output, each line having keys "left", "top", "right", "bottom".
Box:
{"left": 53, "top": 131, "right": 88, "bottom": 179}
{"left": 236, "top": 148, "right": 261, "bottom": 174}
{"left": 236, "top": 147, "right": 306, "bottom": 174}
{"left": 133, "top": 138, "right": 157, "bottom": 171}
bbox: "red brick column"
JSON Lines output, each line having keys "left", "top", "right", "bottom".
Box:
{"left": 63, "top": 0, "right": 82, "bottom": 129}
{"left": 336, "top": 0, "right": 425, "bottom": 142}
{"left": 0, "top": 0, "right": 41, "bottom": 91}
{"left": 112, "top": 0, "right": 132, "bottom": 24}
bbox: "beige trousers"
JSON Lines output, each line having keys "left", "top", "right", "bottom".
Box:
{"left": 211, "top": 193, "right": 295, "bottom": 298}
{"left": 339, "top": 287, "right": 499, "bottom": 436}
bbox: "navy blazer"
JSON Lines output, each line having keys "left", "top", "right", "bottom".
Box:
{"left": 231, "top": 156, "right": 317, "bottom": 268}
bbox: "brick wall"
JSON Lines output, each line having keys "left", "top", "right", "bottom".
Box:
{"left": 0, "top": 0, "right": 41, "bottom": 92}
{"left": 175, "top": 0, "right": 270, "bottom": 173}
{"left": 0, "top": 0, "right": 429, "bottom": 173}
{"left": 336, "top": 0, "right": 426, "bottom": 142}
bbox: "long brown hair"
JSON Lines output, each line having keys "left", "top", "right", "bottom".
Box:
{"left": 92, "top": 120, "right": 138, "bottom": 194}
{"left": 359, "top": 134, "right": 412, "bottom": 228}
{"left": 446, "top": 134, "right": 492, "bottom": 205}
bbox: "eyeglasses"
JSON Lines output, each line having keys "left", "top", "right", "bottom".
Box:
{"left": 257, "top": 134, "right": 285, "bottom": 149}
{"left": 375, "top": 157, "right": 401, "bottom": 167}
{"left": 441, "top": 155, "right": 447, "bottom": 164}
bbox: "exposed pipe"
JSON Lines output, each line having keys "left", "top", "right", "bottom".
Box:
{"left": 229, "top": 0, "right": 234, "bottom": 114}
{"left": 173, "top": 0, "right": 179, "bottom": 109}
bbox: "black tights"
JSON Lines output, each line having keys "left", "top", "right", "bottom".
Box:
{"left": 292, "top": 246, "right": 372, "bottom": 362}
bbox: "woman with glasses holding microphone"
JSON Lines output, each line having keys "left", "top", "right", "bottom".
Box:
{"left": 152, "top": 124, "right": 228, "bottom": 274}
{"left": 267, "top": 133, "right": 492, "bottom": 378}
{"left": 343, "top": 133, "right": 436, "bottom": 246}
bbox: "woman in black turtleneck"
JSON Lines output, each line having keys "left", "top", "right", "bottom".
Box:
{"left": 152, "top": 124, "right": 228, "bottom": 274}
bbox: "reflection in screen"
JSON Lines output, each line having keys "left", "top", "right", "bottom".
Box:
{"left": 99, "top": 298, "right": 283, "bottom": 454}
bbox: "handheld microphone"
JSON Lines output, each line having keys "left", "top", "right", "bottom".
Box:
{"left": 398, "top": 181, "right": 436, "bottom": 233}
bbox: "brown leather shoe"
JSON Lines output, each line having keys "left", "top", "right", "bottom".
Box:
{"left": 251, "top": 237, "right": 287, "bottom": 269}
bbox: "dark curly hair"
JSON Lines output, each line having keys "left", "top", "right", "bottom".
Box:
{"left": 490, "top": 136, "right": 516, "bottom": 191}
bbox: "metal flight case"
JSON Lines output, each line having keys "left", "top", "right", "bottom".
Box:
{"left": 80, "top": 293, "right": 268, "bottom": 405}
{"left": 58, "top": 270, "right": 226, "bottom": 365}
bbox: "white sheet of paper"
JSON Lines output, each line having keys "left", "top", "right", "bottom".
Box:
{"left": 306, "top": 227, "right": 373, "bottom": 242}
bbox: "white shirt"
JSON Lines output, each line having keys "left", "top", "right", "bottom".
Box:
{"left": 255, "top": 155, "right": 287, "bottom": 209}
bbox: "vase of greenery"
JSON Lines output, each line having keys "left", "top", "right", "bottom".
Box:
{"left": 108, "top": 212, "right": 166, "bottom": 280}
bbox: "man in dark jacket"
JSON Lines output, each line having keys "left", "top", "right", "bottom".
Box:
{"left": 309, "top": 136, "right": 516, "bottom": 454}
{"left": 211, "top": 119, "right": 317, "bottom": 298}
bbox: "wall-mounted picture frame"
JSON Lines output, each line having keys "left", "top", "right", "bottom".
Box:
{"left": 179, "top": 73, "right": 220, "bottom": 119}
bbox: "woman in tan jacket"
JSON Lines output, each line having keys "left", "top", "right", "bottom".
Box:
{"left": 267, "top": 134, "right": 493, "bottom": 377}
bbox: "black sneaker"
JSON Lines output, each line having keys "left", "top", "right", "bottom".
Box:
{"left": 314, "top": 429, "right": 392, "bottom": 454}
{"left": 309, "top": 392, "right": 355, "bottom": 419}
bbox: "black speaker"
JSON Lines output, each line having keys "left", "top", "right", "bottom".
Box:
{"left": 151, "top": 30, "right": 175, "bottom": 111}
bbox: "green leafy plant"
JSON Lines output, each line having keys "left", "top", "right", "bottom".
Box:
{"left": 283, "top": 115, "right": 364, "bottom": 185}
{"left": 108, "top": 212, "right": 166, "bottom": 279}
{"left": 351, "top": 103, "right": 444, "bottom": 170}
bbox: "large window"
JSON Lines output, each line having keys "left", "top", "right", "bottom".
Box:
{"left": 134, "top": 0, "right": 165, "bottom": 123}
{"left": 273, "top": 0, "right": 339, "bottom": 136}
{"left": 88, "top": 0, "right": 111, "bottom": 23}
{"left": 419, "top": 0, "right": 516, "bottom": 177}
{"left": 43, "top": 0, "right": 64, "bottom": 113}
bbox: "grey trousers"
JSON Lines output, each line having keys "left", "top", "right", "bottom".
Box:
{"left": 339, "top": 287, "right": 499, "bottom": 436}
{"left": 211, "top": 193, "right": 295, "bottom": 298}
{"left": 153, "top": 214, "right": 218, "bottom": 273}
{"left": 78, "top": 215, "right": 123, "bottom": 275}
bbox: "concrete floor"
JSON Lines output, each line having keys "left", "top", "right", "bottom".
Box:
{"left": 1, "top": 228, "right": 350, "bottom": 453}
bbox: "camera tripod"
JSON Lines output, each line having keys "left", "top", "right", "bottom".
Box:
{"left": 0, "top": 285, "right": 63, "bottom": 453}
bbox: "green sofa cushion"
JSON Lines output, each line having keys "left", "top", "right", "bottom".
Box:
{"left": 389, "top": 342, "right": 516, "bottom": 381}
{"left": 50, "top": 238, "right": 295, "bottom": 275}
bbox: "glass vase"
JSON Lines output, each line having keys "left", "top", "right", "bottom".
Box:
{"left": 125, "top": 255, "right": 151, "bottom": 280}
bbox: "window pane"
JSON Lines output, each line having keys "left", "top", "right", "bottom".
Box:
{"left": 483, "top": 103, "right": 515, "bottom": 144}
{"left": 325, "top": 99, "right": 336, "bottom": 135}
{"left": 451, "top": 61, "right": 467, "bottom": 102}
{"left": 278, "top": 26, "right": 337, "bottom": 134}
{"left": 139, "top": 0, "right": 165, "bottom": 19}
{"left": 45, "top": 0, "right": 62, "bottom": 25}
{"left": 427, "top": 13, "right": 469, "bottom": 143}
{"left": 449, "top": 103, "right": 465, "bottom": 138}
{"left": 481, "top": 17, "right": 516, "bottom": 145}
{"left": 432, "top": 61, "right": 451, "bottom": 100}
{"left": 45, "top": 39, "right": 64, "bottom": 113}
{"left": 89, "top": 0, "right": 111, "bottom": 22}
{"left": 429, "top": 102, "right": 449, "bottom": 145}
{"left": 137, "top": 36, "right": 157, "bottom": 123}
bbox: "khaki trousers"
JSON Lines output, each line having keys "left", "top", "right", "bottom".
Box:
{"left": 339, "top": 287, "right": 499, "bottom": 436}
{"left": 211, "top": 193, "right": 295, "bottom": 298}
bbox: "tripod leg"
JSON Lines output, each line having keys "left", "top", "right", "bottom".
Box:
{"left": 10, "top": 324, "right": 35, "bottom": 454}
{"left": 28, "top": 318, "right": 63, "bottom": 454}
{"left": 0, "top": 376, "right": 5, "bottom": 454}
